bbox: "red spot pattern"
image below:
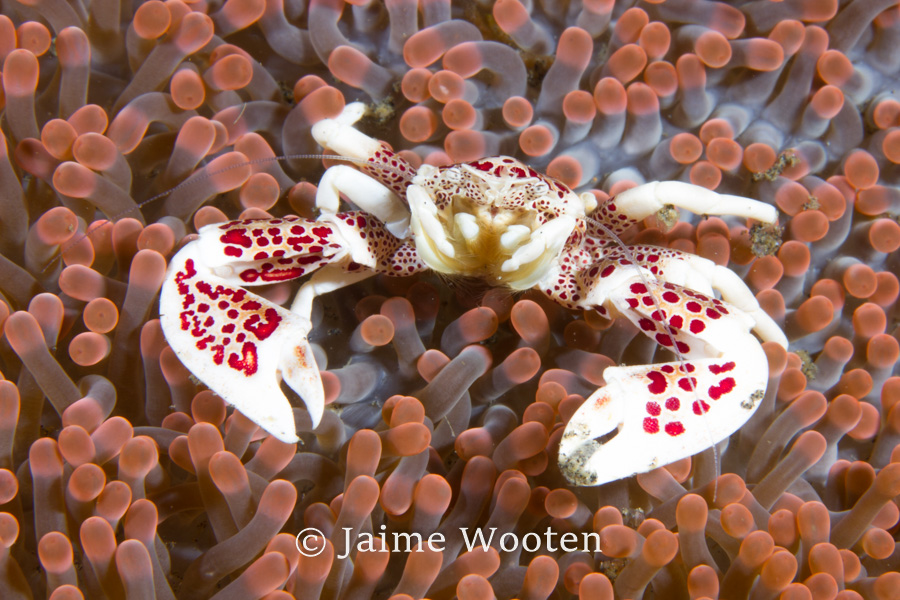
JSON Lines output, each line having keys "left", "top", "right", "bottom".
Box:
{"left": 227, "top": 342, "right": 258, "bottom": 376}
{"left": 217, "top": 218, "right": 347, "bottom": 283}
{"left": 243, "top": 308, "right": 281, "bottom": 340}
{"left": 709, "top": 377, "right": 736, "bottom": 400}
{"left": 677, "top": 377, "right": 698, "bottom": 391}
{"left": 662, "top": 291, "right": 679, "bottom": 303}
{"left": 664, "top": 422, "right": 685, "bottom": 436}
{"left": 647, "top": 371, "right": 667, "bottom": 394}
{"left": 240, "top": 264, "right": 310, "bottom": 284}
{"left": 172, "top": 253, "right": 284, "bottom": 380}
{"left": 641, "top": 361, "right": 728, "bottom": 437}
{"left": 220, "top": 229, "right": 253, "bottom": 248}
{"left": 645, "top": 417, "right": 687, "bottom": 437}
{"left": 643, "top": 417, "right": 660, "bottom": 433}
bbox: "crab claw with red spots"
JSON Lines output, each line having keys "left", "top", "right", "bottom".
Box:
{"left": 159, "top": 104, "right": 428, "bottom": 442}
{"left": 159, "top": 229, "right": 331, "bottom": 442}
{"left": 159, "top": 210, "right": 426, "bottom": 442}
{"left": 557, "top": 276, "right": 772, "bottom": 486}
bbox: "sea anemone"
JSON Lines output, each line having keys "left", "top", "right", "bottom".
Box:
{"left": 0, "top": 0, "right": 898, "bottom": 598}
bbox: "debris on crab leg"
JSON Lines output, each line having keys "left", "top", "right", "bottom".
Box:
{"left": 557, "top": 277, "right": 769, "bottom": 486}
{"left": 594, "top": 180, "right": 779, "bottom": 236}
{"left": 311, "top": 102, "right": 417, "bottom": 209}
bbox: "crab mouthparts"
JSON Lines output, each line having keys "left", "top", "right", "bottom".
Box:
{"left": 407, "top": 186, "right": 577, "bottom": 290}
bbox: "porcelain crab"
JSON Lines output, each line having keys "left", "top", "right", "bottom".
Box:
{"left": 159, "top": 103, "right": 788, "bottom": 486}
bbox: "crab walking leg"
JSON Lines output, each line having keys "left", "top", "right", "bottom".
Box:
{"left": 316, "top": 165, "right": 411, "bottom": 238}
{"left": 555, "top": 272, "right": 770, "bottom": 485}
{"left": 594, "top": 181, "right": 778, "bottom": 235}
{"left": 312, "top": 102, "right": 418, "bottom": 205}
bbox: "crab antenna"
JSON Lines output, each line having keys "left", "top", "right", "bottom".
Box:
{"left": 48, "top": 152, "right": 410, "bottom": 274}
{"left": 587, "top": 214, "right": 721, "bottom": 499}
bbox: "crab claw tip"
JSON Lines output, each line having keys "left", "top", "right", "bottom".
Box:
{"left": 306, "top": 396, "right": 324, "bottom": 430}
{"left": 558, "top": 438, "right": 603, "bottom": 486}
{"left": 269, "top": 424, "right": 300, "bottom": 444}
{"left": 280, "top": 337, "right": 325, "bottom": 431}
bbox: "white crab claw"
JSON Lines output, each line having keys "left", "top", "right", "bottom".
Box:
{"left": 159, "top": 244, "right": 329, "bottom": 443}
{"left": 557, "top": 372, "right": 630, "bottom": 486}
{"left": 558, "top": 335, "right": 768, "bottom": 486}
{"left": 556, "top": 268, "right": 772, "bottom": 486}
